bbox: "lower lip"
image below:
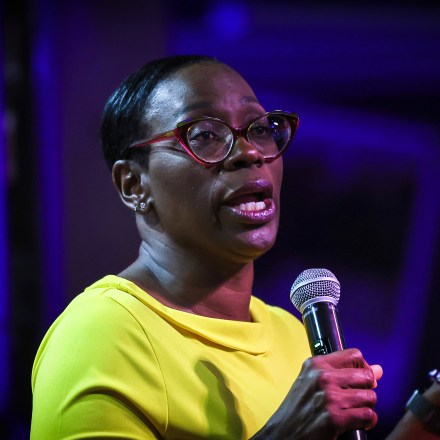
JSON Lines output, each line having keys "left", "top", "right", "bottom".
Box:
{"left": 222, "top": 198, "right": 276, "bottom": 224}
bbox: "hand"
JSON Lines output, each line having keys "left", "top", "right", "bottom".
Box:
{"left": 424, "top": 381, "right": 440, "bottom": 407}
{"left": 386, "top": 382, "right": 440, "bottom": 440}
{"left": 251, "top": 348, "right": 382, "bottom": 440}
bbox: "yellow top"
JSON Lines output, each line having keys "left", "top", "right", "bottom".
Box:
{"left": 31, "top": 275, "right": 310, "bottom": 439}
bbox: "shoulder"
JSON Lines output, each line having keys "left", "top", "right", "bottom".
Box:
{"left": 32, "top": 277, "right": 160, "bottom": 387}
{"left": 48, "top": 279, "right": 147, "bottom": 342}
{"left": 31, "top": 277, "right": 168, "bottom": 438}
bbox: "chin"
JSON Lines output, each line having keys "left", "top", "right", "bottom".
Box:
{"left": 230, "top": 228, "right": 278, "bottom": 263}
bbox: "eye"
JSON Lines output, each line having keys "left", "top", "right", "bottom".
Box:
{"left": 189, "top": 129, "right": 219, "bottom": 142}
{"left": 187, "top": 119, "right": 230, "bottom": 147}
{"left": 250, "top": 122, "right": 271, "bottom": 138}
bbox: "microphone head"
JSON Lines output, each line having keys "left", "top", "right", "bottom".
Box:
{"left": 290, "top": 268, "right": 340, "bottom": 314}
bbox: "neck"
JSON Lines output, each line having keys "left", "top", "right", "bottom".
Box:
{"left": 119, "top": 240, "right": 255, "bottom": 321}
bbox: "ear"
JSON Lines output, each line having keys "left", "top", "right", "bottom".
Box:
{"left": 112, "top": 160, "right": 151, "bottom": 212}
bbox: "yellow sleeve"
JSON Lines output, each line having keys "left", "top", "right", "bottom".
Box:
{"left": 31, "top": 294, "right": 167, "bottom": 439}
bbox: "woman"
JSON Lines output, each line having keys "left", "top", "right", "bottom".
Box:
{"left": 31, "top": 55, "right": 381, "bottom": 439}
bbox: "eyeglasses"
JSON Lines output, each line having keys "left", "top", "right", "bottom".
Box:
{"left": 128, "top": 110, "right": 299, "bottom": 165}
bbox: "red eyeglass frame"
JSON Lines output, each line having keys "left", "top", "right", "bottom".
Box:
{"left": 127, "top": 110, "right": 299, "bottom": 166}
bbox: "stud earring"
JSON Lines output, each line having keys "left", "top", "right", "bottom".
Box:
{"left": 139, "top": 202, "right": 147, "bottom": 211}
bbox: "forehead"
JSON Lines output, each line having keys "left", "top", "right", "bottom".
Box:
{"left": 146, "top": 62, "right": 261, "bottom": 123}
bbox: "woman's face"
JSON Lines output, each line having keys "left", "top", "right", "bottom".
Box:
{"left": 141, "top": 62, "right": 284, "bottom": 266}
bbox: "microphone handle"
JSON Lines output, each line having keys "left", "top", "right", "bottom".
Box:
{"left": 302, "top": 302, "right": 367, "bottom": 440}
{"left": 339, "top": 431, "right": 368, "bottom": 440}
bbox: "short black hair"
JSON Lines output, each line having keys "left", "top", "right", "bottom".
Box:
{"left": 100, "top": 54, "right": 221, "bottom": 170}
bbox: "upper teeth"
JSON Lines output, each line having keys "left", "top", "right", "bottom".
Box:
{"left": 238, "top": 201, "right": 266, "bottom": 211}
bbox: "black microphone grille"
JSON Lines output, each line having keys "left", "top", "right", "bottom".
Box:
{"left": 290, "top": 268, "right": 341, "bottom": 314}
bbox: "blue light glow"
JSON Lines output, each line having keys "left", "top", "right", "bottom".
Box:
{"left": 204, "top": 1, "right": 249, "bottom": 40}
{"left": 0, "top": 17, "right": 10, "bottom": 411}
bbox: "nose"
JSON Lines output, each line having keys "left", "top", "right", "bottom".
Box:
{"left": 222, "top": 136, "right": 264, "bottom": 170}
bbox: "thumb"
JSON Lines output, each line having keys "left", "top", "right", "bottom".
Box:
{"left": 371, "top": 364, "right": 383, "bottom": 388}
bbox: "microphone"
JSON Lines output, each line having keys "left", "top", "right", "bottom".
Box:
{"left": 290, "top": 268, "right": 367, "bottom": 440}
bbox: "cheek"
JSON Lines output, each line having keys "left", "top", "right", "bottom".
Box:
{"left": 271, "top": 159, "right": 284, "bottom": 201}
{"left": 149, "top": 156, "right": 216, "bottom": 223}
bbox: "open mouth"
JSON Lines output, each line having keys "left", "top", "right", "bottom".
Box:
{"left": 226, "top": 193, "right": 268, "bottom": 212}
{"left": 222, "top": 181, "right": 276, "bottom": 224}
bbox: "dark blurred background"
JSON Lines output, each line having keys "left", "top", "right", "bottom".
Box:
{"left": 1, "top": 0, "right": 439, "bottom": 438}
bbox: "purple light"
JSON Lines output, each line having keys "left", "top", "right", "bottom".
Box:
{"left": 204, "top": 2, "right": 249, "bottom": 40}
{"left": 0, "top": 12, "right": 10, "bottom": 410}
{"left": 31, "top": 0, "right": 64, "bottom": 327}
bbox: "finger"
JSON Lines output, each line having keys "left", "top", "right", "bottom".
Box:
{"left": 371, "top": 364, "right": 383, "bottom": 388}
{"left": 336, "top": 406, "right": 379, "bottom": 432}
{"left": 314, "top": 366, "right": 376, "bottom": 390}
{"left": 317, "top": 348, "right": 370, "bottom": 369}
{"left": 316, "top": 399, "right": 379, "bottom": 434}
{"left": 327, "top": 388, "right": 378, "bottom": 410}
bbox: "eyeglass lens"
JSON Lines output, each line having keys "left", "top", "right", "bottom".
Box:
{"left": 186, "top": 114, "right": 292, "bottom": 163}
